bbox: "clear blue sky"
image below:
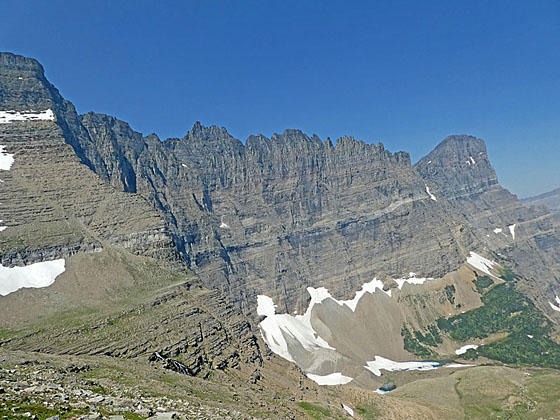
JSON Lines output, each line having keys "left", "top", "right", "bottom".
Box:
{"left": 1, "top": 0, "right": 558, "bottom": 197}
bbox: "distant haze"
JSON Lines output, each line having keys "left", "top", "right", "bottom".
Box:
{"left": 1, "top": 0, "right": 558, "bottom": 196}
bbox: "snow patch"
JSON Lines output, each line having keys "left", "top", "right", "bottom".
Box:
{"left": 425, "top": 185, "right": 437, "bottom": 201}
{"left": 305, "top": 372, "right": 353, "bottom": 386}
{"left": 342, "top": 278, "right": 391, "bottom": 311}
{"left": 508, "top": 224, "right": 516, "bottom": 240}
{"left": 364, "top": 356, "right": 439, "bottom": 376}
{"left": 257, "top": 295, "right": 276, "bottom": 317}
{"left": 469, "top": 156, "right": 476, "bottom": 165}
{"left": 219, "top": 222, "right": 229, "bottom": 228}
{"left": 445, "top": 363, "right": 475, "bottom": 368}
{"left": 0, "top": 259, "right": 66, "bottom": 296}
{"left": 0, "top": 109, "right": 54, "bottom": 124}
{"left": 0, "top": 145, "right": 15, "bottom": 171}
{"left": 493, "top": 228, "right": 502, "bottom": 234}
{"left": 394, "top": 272, "right": 433, "bottom": 290}
{"left": 374, "top": 388, "right": 390, "bottom": 395}
{"left": 455, "top": 344, "right": 478, "bottom": 355}
{"left": 466, "top": 252, "right": 498, "bottom": 277}
{"left": 549, "top": 296, "right": 560, "bottom": 312}
{"left": 181, "top": 163, "right": 187, "bottom": 168}
{"left": 258, "top": 288, "right": 335, "bottom": 363}
{"left": 341, "top": 403, "right": 354, "bottom": 417}
{"left": 527, "top": 335, "right": 534, "bottom": 339}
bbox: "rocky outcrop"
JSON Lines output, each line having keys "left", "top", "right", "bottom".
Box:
{"left": 77, "top": 116, "right": 483, "bottom": 314}
{"left": 0, "top": 53, "right": 178, "bottom": 265}
{"left": 415, "top": 135, "right": 560, "bottom": 307}
{"left": 0, "top": 119, "right": 176, "bottom": 266}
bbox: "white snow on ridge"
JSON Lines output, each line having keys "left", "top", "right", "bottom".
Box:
{"left": 455, "top": 344, "right": 478, "bottom": 355}
{"left": 509, "top": 224, "right": 516, "bottom": 240}
{"left": 466, "top": 252, "right": 499, "bottom": 277}
{"left": 305, "top": 372, "right": 353, "bottom": 386}
{"left": 0, "top": 145, "right": 15, "bottom": 171}
{"left": 394, "top": 272, "right": 433, "bottom": 290}
{"left": 425, "top": 185, "right": 437, "bottom": 201}
{"left": 364, "top": 356, "right": 439, "bottom": 376}
{"left": 0, "top": 109, "right": 54, "bottom": 124}
{"left": 0, "top": 259, "right": 66, "bottom": 296}
{"left": 342, "top": 278, "right": 391, "bottom": 311}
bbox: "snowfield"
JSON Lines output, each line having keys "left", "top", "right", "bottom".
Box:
{"left": 466, "top": 252, "right": 499, "bottom": 277}
{"left": 364, "top": 356, "right": 440, "bottom": 376}
{"left": 455, "top": 344, "right": 478, "bottom": 355}
{"left": 305, "top": 372, "right": 353, "bottom": 386}
{"left": 0, "top": 259, "right": 66, "bottom": 296}
{"left": 0, "top": 145, "right": 15, "bottom": 171}
{"left": 0, "top": 109, "right": 54, "bottom": 124}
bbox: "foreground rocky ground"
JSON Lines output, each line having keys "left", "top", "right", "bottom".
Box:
{"left": 3, "top": 349, "right": 560, "bottom": 420}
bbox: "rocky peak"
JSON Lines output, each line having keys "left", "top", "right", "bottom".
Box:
{"left": 415, "top": 135, "right": 498, "bottom": 198}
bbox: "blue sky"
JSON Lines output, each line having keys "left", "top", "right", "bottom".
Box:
{"left": 1, "top": 0, "right": 558, "bottom": 197}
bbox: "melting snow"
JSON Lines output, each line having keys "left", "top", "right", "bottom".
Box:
{"left": 455, "top": 344, "right": 478, "bottom": 355}
{"left": 549, "top": 296, "right": 560, "bottom": 312}
{"left": 0, "top": 259, "right": 66, "bottom": 296}
{"left": 341, "top": 403, "right": 354, "bottom": 417}
{"left": 493, "top": 228, "right": 503, "bottom": 234}
{"left": 466, "top": 252, "right": 498, "bottom": 277}
{"left": 508, "top": 224, "right": 516, "bottom": 240}
{"left": 305, "top": 372, "right": 353, "bottom": 386}
{"left": 0, "top": 109, "right": 54, "bottom": 124}
{"left": 374, "top": 388, "right": 390, "bottom": 394}
{"left": 425, "top": 185, "right": 437, "bottom": 201}
{"left": 364, "top": 356, "right": 440, "bottom": 376}
{"left": 257, "top": 289, "right": 335, "bottom": 363}
{"left": 394, "top": 272, "right": 433, "bottom": 290}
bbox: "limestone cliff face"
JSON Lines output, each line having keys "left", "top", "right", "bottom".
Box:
{"left": 0, "top": 52, "right": 178, "bottom": 265}
{"left": 78, "top": 117, "right": 482, "bottom": 313}
{"left": 416, "top": 135, "right": 560, "bottom": 308}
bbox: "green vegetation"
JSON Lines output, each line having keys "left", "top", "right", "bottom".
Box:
{"left": 497, "top": 267, "right": 519, "bottom": 282}
{"left": 123, "top": 412, "right": 144, "bottom": 420}
{"left": 298, "top": 402, "right": 331, "bottom": 419}
{"left": 473, "top": 273, "right": 493, "bottom": 293}
{"left": 437, "top": 283, "right": 549, "bottom": 341}
{"left": 444, "top": 284, "right": 456, "bottom": 304}
{"left": 437, "top": 268, "right": 560, "bottom": 369}
{"left": 0, "top": 397, "right": 88, "bottom": 419}
{"left": 356, "top": 405, "right": 379, "bottom": 419}
{"left": 402, "top": 327, "right": 434, "bottom": 357}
